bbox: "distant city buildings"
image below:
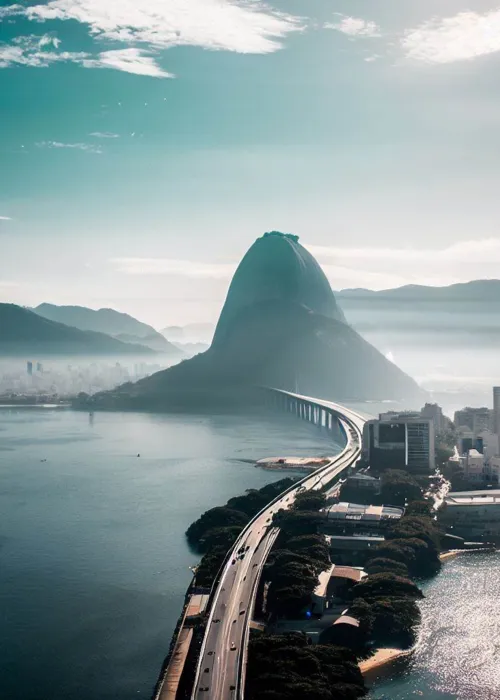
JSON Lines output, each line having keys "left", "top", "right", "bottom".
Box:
{"left": 454, "top": 406, "right": 493, "bottom": 435}
{"left": 452, "top": 387, "right": 500, "bottom": 487}
{"left": 420, "top": 402, "right": 446, "bottom": 434}
{"left": 494, "top": 386, "right": 500, "bottom": 437}
{"left": 0, "top": 359, "right": 169, "bottom": 400}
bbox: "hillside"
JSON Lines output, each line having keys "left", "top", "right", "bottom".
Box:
{"left": 84, "top": 232, "right": 422, "bottom": 410}
{"left": 338, "top": 279, "right": 500, "bottom": 303}
{"left": 0, "top": 304, "right": 154, "bottom": 356}
{"left": 34, "top": 303, "right": 179, "bottom": 354}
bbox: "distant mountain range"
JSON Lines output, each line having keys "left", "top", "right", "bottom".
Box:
{"left": 338, "top": 279, "right": 500, "bottom": 302}
{"left": 34, "top": 303, "right": 181, "bottom": 354}
{"left": 0, "top": 304, "right": 155, "bottom": 356}
{"left": 337, "top": 280, "right": 500, "bottom": 343}
{"left": 161, "top": 323, "right": 214, "bottom": 344}
{"left": 84, "top": 232, "right": 422, "bottom": 410}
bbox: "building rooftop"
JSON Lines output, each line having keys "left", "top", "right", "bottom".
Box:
{"left": 323, "top": 502, "right": 404, "bottom": 522}
{"left": 331, "top": 566, "right": 367, "bottom": 583}
{"left": 313, "top": 564, "right": 335, "bottom": 598}
{"left": 445, "top": 490, "right": 500, "bottom": 506}
{"left": 333, "top": 615, "right": 360, "bottom": 628}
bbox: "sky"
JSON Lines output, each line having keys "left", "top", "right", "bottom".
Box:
{"left": 3, "top": 0, "right": 500, "bottom": 327}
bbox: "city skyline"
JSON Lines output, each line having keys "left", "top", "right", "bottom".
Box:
{"left": 3, "top": 1, "right": 500, "bottom": 325}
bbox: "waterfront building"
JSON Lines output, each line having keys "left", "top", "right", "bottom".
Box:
{"left": 440, "top": 490, "right": 500, "bottom": 539}
{"left": 320, "top": 502, "right": 404, "bottom": 536}
{"left": 477, "top": 430, "right": 499, "bottom": 461}
{"left": 464, "top": 449, "right": 485, "bottom": 483}
{"left": 486, "top": 456, "right": 500, "bottom": 485}
{"left": 362, "top": 413, "right": 435, "bottom": 472}
{"left": 26, "top": 361, "right": 33, "bottom": 376}
{"left": 420, "top": 402, "right": 445, "bottom": 433}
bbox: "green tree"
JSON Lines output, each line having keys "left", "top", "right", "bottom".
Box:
{"left": 364, "top": 557, "right": 409, "bottom": 577}
{"left": 380, "top": 470, "right": 422, "bottom": 506}
{"left": 351, "top": 573, "right": 423, "bottom": 601}
{"left": 186, "top": 506, "right": 248, "bottom": 549}
{"left": 198, "top": 525, "right": 244, "bottom": 553}
{"left": 293, "top": 491, "right": 327, "bottom": 512}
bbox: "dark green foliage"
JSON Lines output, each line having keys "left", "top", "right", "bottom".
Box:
{"left": 273, "top": 509, "right": 321, "bottom": 536}
{"left": 227, "top": 479, "right": 295, "bottom": 517}
{"left": 194, "top": 546, "right": 228, "bottom": 587}
{"left": 338, "top": 481, "right": 374, "bottom": 506}
{"left": 286, "top": 534, "right": 331, "bottom": 570}
{"left": 350, "top": 596, "right": 421, "bottom": 648}
{"left": 186, "top": 506, "right": 249, "bottom": 550}
{"left": 368, "top": 540, "right": 417, "bottom": 566}
{"left": 198, "top": 525, "right": 244, "bottom": 553}
{"left": 404, "top": 499, "right": 434, "bottom": 517}
{"left": 388, "top": 515, "right": 441, "bottom": 550}
{"left": 293, "top": 491, "right": 327, "bottom": 512}
{"left": 364, "top": 557, "right": 409, "bottom": 577}
{"left": 246, "top": 633, "right": 366, "bottom": 700}
{"left": 380, "top": 470, "right": 422, "bottom": 506}
{"left": 351, "top": 573, "right": 423, "bottom": 601}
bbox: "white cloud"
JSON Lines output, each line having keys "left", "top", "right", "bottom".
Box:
{"left": 307, "top": 239, "right": 500, "bottom": 290}
{"left": 82, "top": 48, "right": 173, "bottom": 78}
{"left": 0, "top": 216, "right": 12, "bottom": 221}
{"left": 36, "top": 140, "right": 103, "bottom": 154}
{"left": 402, "top": 10, "right": 500, "bottom": 64}
{"left": 0, "top": 34, "right": 87, "bottom": 68}
{"left": 0, "top": 1, "right": 302, "bottom": 57}
{"left": 112, "top": 257, "right": 236, "bottom": 279}
{"left": 325, "top": 15, "right": 380, "bottom": 38}
{"left": 89, "top": 132, "right": 119, "bottom": 138}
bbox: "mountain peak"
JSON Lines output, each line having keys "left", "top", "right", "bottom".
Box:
{"left": 213, "top": 231, "right": 345, "bottom": 346}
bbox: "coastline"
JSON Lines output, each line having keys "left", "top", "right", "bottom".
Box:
{"left": 359, "top": 648, "right": 411, "bottom": 675}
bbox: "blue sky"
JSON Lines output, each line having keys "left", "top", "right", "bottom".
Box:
{"left": 2, "top": 0, "right": 500, "bottom": 326}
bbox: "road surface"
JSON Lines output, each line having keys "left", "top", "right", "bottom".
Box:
{"left": 192, "top": 393, "right": 366, "bottom": 700}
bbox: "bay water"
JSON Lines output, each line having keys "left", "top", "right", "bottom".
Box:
{"left": 0, "top": 408, "right": 338, "bottom": 700}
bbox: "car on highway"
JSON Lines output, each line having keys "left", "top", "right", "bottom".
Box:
{"left": 230, "top": 642, "right": 237, "bottom": 651}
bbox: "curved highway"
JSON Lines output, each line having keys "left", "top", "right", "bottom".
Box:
{"left": 191, "top": 392, "right": 366, "bottom": 700}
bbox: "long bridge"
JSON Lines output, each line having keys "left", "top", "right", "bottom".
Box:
{"left": 156, "top": 389, "right": 367, "bottom": 700}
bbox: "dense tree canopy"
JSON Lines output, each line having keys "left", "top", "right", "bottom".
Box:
{"left": 380, "top": 470, "right": 422, "bottom": 506}
{"left": 186, "top": 506, "right": 249, "bottom": 550}
{"left": 293, "top": 491, "right": 327, "bottom": 512}
{"left": 364, "top": 557, "right": 409, "bottom": 578}
{"left": 351, "top": 573, "right": 423, "bottom": 601}
{"left": 246, "top": 633, "right": 366, "bottom": 700}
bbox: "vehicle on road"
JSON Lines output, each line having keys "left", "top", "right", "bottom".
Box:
{"left": 230, "top": 642, "right": 237, "bottom": 651}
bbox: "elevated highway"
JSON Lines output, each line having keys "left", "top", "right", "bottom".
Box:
{"left": 191, "top": 390, "right": 367, "bottom": 700}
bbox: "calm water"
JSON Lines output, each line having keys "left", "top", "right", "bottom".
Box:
{"left": 370, "top": 552, "right": 500, "bottom": 700}
{"left": 0, "top": 408, "right": 339, "bottom": 700}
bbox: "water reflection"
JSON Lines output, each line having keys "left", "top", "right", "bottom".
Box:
{"left": 370, "top": 553, "right": 500, "bottom": 699}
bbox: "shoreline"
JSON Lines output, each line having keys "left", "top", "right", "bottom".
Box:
{"left": 359, "top": 647, "right": 411, "bottom": 675}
